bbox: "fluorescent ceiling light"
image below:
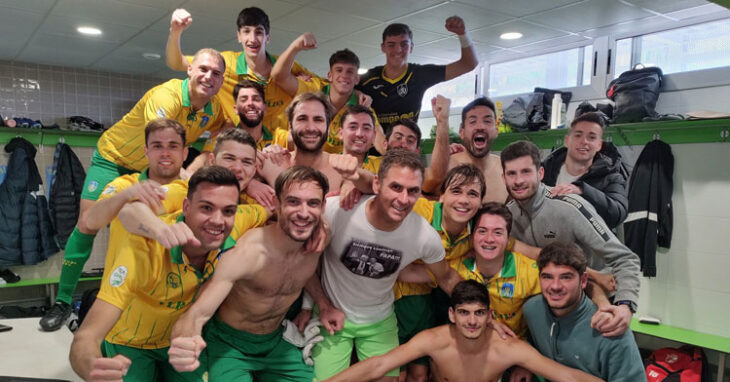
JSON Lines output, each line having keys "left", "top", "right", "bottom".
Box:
{"left": 500, "top": 32, "right": 523, "bottom": 40}
{"left": 357, "top": 68, "right": 368, "bottom": 75}
{"left": 143, "top": 53, "right": 161, "bottom": 60}
{"left": 77, "top": 26, "right": 102, "bottom": 36}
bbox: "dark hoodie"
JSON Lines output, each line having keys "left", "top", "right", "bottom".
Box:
{"left": 0, "top": 137, "right": 58, "bottom": 265}
{"left": 542, "top": 142, "right": 629, "bottom": 228}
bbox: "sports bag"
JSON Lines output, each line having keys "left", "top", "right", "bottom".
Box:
{"left": 607, "top": 65, "right": 663, "bottom": 123}
{"left": 645, "top": 345, "right": 710, "bottom": 382}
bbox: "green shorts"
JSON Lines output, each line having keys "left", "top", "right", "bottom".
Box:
{"left": 101, "top": 340, "right": 207, "bottom": 382}
{"left": 312, "top": 311, "right": 399, "bottom": 380}
{"left": 204, "top": 317, "right": 313, "bottom": 382}
{"left": 80, "top": 149, "right": 136, "bottom": 200}
{"left": 394, "top": 294, "right": 434, "bottom": 366}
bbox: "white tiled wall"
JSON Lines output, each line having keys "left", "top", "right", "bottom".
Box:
{"left": 0, "top": 59, "right": 167, "bottom": 128}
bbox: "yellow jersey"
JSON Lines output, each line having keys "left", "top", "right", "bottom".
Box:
{"left": 98, "top": 205, "right": 268, "bottom": 349}
{"left": 393, "top": 200, "right": 472, "bottom": 300}
{"left": 459, "top": 251, "right": 541, "bottom": 339}
{"left": 96, "top": 79, "right": 225, "bottom": 171}
{"left": 361, "top": 155, "right": 382, "bottom": 175}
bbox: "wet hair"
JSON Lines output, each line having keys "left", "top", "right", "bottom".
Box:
{"left": 461, "top": 97, "right": 496, "bottom": 129}
{"left": 340, "top": 105, "right": 375, "bottom": 127}
{"left": 386, "top": 119, "right": 422, "bottom": 147}
{"left": 286, "top": 92, "right": 336, "bottom": 128}
{"left": 377, "top": 148, "right": 424, "bottom": 180}
{"left": 500, "top": 140, "right": 541, "bottom": 170}
{"left": 213, "top": 128, "right": 257, "bottom": 156}
{"left": 274, "top": 166, "right": 329, "bottom": 202}
{"left": 329, "top": 49, "right": 360, "bottom": 68}
{"left": 382, "top": 23, "right": 413, "bottom": 42}
{"left": 450, "top": 280, "right": 490, "bottom": 309}
{"left": 233, "top": 79, "right": 265, "bottom": 102}
{"left": 472, "top": 202, "right": 513, "bottom": 236}
{"left": 192, "top": 48, "right": 226, "bottom": 72}
{"left": 537, "top": 242, "right": 588, "bottom": 275}
{"left": 145, "top": 118, "right": 186, "bottom": 146}
{"left": 570, "top": 111, "right": 605, "bottom": 130}
{"left": 237, "top": 7, "right": 270, "bottom": 35}
{"left": 187, "top": 166, "right": 241, "bottom": 198}
{"left": 440, "top": 164, "right": 486, "bottom": 199}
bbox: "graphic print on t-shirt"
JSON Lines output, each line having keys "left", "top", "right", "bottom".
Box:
{"left": 341, "top": 240, "right": 402, "bottom": 279}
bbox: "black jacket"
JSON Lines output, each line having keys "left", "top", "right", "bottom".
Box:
{"left": 624, "top": 140, "right": 674, "bottom": 277}
{"left": 49, "top": 143, "right": 86, "bottom": 248}
{"left": 0, "top": 138, "right": 58, "bottom": 265}
{"left": 542, "top": 142, "right": 629, "bottom": 229}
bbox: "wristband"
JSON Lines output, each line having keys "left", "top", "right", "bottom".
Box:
{"left": 458, "top": 34, "right": 472, "bottom": 48}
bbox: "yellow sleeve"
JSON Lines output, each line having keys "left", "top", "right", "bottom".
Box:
{"left": 161, "top": 180, "right": 189, "bottom": 214}
{"left": 143, "top": 86, "right": 182, "bottom": 123}
{"left": 412, "top": 198, "right": 435, "bottom": 221}
{"left": 296, "top": 76, "right": 328, "bottom": 95}
{"left": 97, "top": 175, "right": 134, "bottom": 202}
{"left": 97, "top": 237, "right": 153, "bottom": 311}
{"left": 291, "top": 60, "right": 313, "bottom": 76}
{"left": 230, "top": 205, "right": 269, "bottom": 240}
{"left": 272, "top": 128, "right": 290, "bottom": 148}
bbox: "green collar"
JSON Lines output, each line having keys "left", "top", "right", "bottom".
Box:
{"left": 237, "top": 123, "right": 272, "bottom": 141}
{"left": 322, "top": 84, "right": 358, "bottom": 107}
{"left": 169, "top": 213, "right": 236, "bottom": 264}
{"left": 463, "top": 250, "right": 516, "bottom": 279}
{"left": 431, "top": 202, "right": 471, "bottom": 245}
{"left": 138, "top": 168, "right": 149, "bottom": 181}
{"left": 236, "top": 52, "right": 276, "bottom": 82}
{"left": 181, "top": 78, "right": 214, "bottom": 116}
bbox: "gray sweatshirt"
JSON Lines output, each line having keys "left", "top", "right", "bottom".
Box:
{"left": 507, "top": 183, "right": 641, "bottom": 306}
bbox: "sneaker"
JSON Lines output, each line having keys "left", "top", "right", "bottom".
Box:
{"left": 39, "top": 301, "right": 72, "bottom": 332}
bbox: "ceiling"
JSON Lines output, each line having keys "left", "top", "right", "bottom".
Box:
{"left": 1, "top": 0, "right": 728, "bottom": 79}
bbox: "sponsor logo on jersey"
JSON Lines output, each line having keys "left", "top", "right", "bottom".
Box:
{"left": 110, "top": 266, "right": 128, "bottom": 287}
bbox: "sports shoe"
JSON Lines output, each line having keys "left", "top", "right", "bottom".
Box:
{"left": 39, "top": 301, "right": 72, "bottom": 332}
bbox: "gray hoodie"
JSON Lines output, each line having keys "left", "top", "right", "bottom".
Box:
{"left": 507, "top": 183, "right": 641, "bottom": 306}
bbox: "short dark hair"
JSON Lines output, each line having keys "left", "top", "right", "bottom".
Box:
{"left": 387, "top": 119, "right": 422, "bottom": 147}
{"left": 237, "top": 7, "right": 270, "bottom": 34}
{"left": 440, "top": 164, "right": 486, "bottom": 199}
{"left": 145, "top": 118, "right": 186, "bottom": 146}
{"left": 340, "top": 105, "right": 375, "bottom": 127}
{"left": 472, "top": 202, "right": 513, "bottom": 236}
{"left": 286, "top": 92, "right": 336, "bottom": 129}
{"left": 450, "top": 280, "right": 490, "bottom": 309}
{"left": 187, "top": 166, "right": 240, "bottom": 198}
{"left": 570, "top": 111, "right": 606, "bottom": 130}
{"left": 537, "top": 242, "right": 588, "bottom": 275}
{"left": 329, "top": 49, "right": 360, "bottom": 68}
{"left": 233, "top": 79, "right": 265, "bottom": 102}
{"left": 377, "top": 148, "right": 424, "bottom": 180}
{"left": 500, "top": 140, "right": 541, "bottom": 170}
{"left": 274, "top": 166, "right": 329, "bottom": 202}
{"left": 461, "top": 97, "right": 496, "bottom": 129}
{"left": 382, "top": 23, "right": 413, "bottom": 42}
{"left": 213, "top": 128, "right": 257, "bottom": 155}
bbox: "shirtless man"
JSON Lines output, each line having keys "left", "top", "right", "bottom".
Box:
{"left": 167, "top": 166, "right": 328, "bottom": 381}
{"left": 449, "top": 97, "right": 508, "bottom": 203}
{"left": 323, "top": 280, "right": 603, "bottom": 382}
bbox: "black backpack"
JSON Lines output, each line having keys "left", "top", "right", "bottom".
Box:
{"left": 607, "top": 65, "right": 663, "bottom": 123}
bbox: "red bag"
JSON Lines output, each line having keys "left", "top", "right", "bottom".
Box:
{"left": 646, "top": 345, "right": 709, "bottom": 382}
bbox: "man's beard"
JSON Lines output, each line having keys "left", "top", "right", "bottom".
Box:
{"left": 293, "top": 130, "right": 327, "bottom": 153}
{"left": 465, "top": 138, "right": 491, "bottom": 159}
{"left": 239, "top": 110, "right": 263, "bottom": 128}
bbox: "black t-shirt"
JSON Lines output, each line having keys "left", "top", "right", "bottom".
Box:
{"left": 357, "top": 63, "right": 445, "bottom": 130}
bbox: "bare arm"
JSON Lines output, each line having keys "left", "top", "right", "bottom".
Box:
{"left": 304, "top": 272, "right": 344, "bottom": 335}
{"left": 271, "top": 32, "right": 317, "bottom": 97}
{"left": 513, "top": 340, "right": 604, "bottom": 382}
{"left": 181, "top": 152, "right": 210, "bottom": 180}
{"left": 512, "top": 238, "right": 541, "bottom": 260}
{"left": 397, "top": 263, "right": 434, "bottom": 283}
{"left": 425, "top": 259, "right": 461, "bottom": 295}
{"left": 69, "top": 299, "right": 125, "bottom": 381}
{"left": 166, "top": 9, "right": 193, "bottom": 71}
{"left": 422, "top": 95, "right": 451, "bottom": 194}
{"left": 84, "top": 180, "right": 165, "bottom": 231}
{"left": 443, "top": 16, "right": 478, "bottom": 81}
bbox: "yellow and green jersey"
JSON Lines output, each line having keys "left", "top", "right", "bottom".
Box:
{"left": 97, "top": 79, "right": 225, "bottom": 171}
{"left": 192, "top": 51, "right": 312, "bottom": 132}
{"left": 393, "top": 200, "right": 472, "bottom": 300}
{"left": 98, "top": 205, "right": 267, "bottom": 349}
{"left": 361, "top": 155, "right": 382, "bottom": 175}
{"left": 460, "top": 251, "right": 541, "bottom": 339}
{"left": 98, "top": 170, "right": 189, "bottom": 270}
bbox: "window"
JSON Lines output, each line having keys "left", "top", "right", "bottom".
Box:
{"left": 614, "top": 18, "right": 730, "bottom": 77}
{"left": 420, "top": 69, "right": 478, "bottom": 112}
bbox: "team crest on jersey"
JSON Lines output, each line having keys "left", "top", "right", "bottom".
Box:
{"left": 166, "top": 273, "right": 181, "bottom": 289}
{"left": 500, "top": 282, "right": 514, "bottom": 298}
{"left": 102, "top": 185, "right": 116, "bottom": 195}
{"left": 157, "top": 107, "right": 167, "bottom": 118}
{"left": 109, "top": 266, "right": 128, "bottom": 287}
{"left": 397, "top": 83, "right": 408, "bottom": 97}
{"left": 87, "top": 181, "right": 98, "bottom": 193}
{"left": 200, "top": 116, "right": 210, "bottom": 128}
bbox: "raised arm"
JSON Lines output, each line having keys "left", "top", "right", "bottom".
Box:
{"left": 166, "top": 9, "right": 193, "bottom": 71}
{"left": 84, "top": 180, "right": 165, "bottom": 231}
{"left": 443, "top": 16, "right": 478, "bottom": 81}
{"left": 271, "top": 32, "right": 318, "bottom": 97}
{"left": 513, "top": 340, "right": 604, "bottom": 382}
{"left": 118, "top": 202, "right": 200, "bottom": 249}
{"left": 69, "top": 300, "right": 126, "bottom": 381}
{"left": 422, "top": 95, "right": 451, "bottom": 194}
